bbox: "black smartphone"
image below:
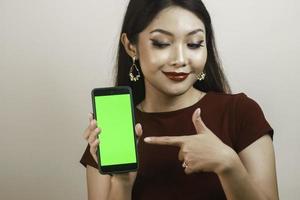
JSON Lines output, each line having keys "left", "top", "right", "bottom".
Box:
{"left": 91, "top": 86, "right": 138, "bottom": 174}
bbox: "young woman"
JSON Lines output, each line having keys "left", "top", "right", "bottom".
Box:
{"left": 80, "top": 0, "right": 279, "bottom": 199}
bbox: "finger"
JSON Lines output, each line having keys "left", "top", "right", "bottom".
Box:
{"left": 83, "top": 127, "right": 90, "bottom": 140}
{"left": 90, "top": 138, "right": 99, "bottom": 154}
{"left": 192, "top": 108, "right": 206, "bottom": 134}
{"left": 90, "top": 119, "right": 97, "bottom": 130}
{"left": 83, "top": 119, "right": 98, "bottom": 140}
{"left": 135, "top": 123, "right": 143, "bottom": 138}
{"left": 135, "top": 123, "right": 143, "bottom": 145}
{"left": 178, "top": 148, "right": 184, "bottom": 161}
{"left": 90, "top": 139, "right": 99, "bottom": 163}
{"left": 88, "top": 127, "right": 100, "bottom": 144}
{"left": 88, "top": 112, "right": 94, "bottom": 122}
{"left": 88, "top": 127, "right": 101, "bottom": 145}
{"left": 144, "top": 136, "right": 185, "bottom": 147}
{"left": 183, "top": 159, "right": 194, "bottom": 174}
{"left": 82, "top": 121, "right": 96, "bottom": 140}
{"left": 184, "top": 166, "right": 193, "bottom": 174}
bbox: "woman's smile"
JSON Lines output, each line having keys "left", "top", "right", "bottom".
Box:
{"left": 162, "top": 71, "right": 190, "bottom": 82}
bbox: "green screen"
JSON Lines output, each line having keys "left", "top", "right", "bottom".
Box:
{"left": 95, "top": 94, "right": 136, "bottom": 166}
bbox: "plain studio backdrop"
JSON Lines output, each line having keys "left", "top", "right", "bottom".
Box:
{"left": 0, "top": 0, "right": 299, "bottom": 199}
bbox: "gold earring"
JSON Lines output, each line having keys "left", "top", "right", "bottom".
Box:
{"left": 129, "top": 56, "right": 141, "bottom": 82}
{"left": 196, "top": 72, "right": 206, "bottom": 81}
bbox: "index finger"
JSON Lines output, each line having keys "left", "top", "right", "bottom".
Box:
{"left": 144, "top": 136, "right": 185, "bottom": 147}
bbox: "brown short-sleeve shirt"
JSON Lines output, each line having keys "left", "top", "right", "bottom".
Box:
{"left": 80, "top": 91, "right": 274, "bottom": 200}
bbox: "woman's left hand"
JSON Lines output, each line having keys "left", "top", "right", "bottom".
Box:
{"left": 144, "top": 108, "right": 236, "bottom": 175}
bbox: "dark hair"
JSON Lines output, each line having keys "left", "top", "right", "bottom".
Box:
{"left": 113, "top": 0, "right": 231, "bottom": 106}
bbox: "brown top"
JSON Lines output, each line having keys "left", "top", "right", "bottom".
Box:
{"left": 80, "top": 91, "right": 274, "bottom": 200}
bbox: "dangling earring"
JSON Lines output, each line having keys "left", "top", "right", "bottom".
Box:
{"left": 196, "top": 72, "right": 206, "bottom": 81}
{"left": 129, "top": 56, "right": 141, "bottom": 82}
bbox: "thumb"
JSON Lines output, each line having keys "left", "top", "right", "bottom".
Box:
{"left": 135, "top": 123, "right": 143, "bottom": 143}
{"left": 192, "top": 108, "right": 206, "bottom": 134}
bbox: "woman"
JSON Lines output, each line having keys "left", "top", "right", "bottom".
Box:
{"left": 80, "top": 0, "right": 279, "bottom": 199}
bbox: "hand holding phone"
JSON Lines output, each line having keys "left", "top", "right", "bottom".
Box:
{"left": 83, "top": 115, "right": 143, "bottom": 169}
{"left": 83, "top": 113, "right": 143, "bottom": 188}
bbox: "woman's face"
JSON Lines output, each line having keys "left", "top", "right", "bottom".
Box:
{"left": 137, "top": 6, "right": 207, "bottom": 96}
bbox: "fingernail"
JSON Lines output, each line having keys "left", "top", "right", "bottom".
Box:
{"left": 144, "top": 137, "right": 151, "bottom": 142}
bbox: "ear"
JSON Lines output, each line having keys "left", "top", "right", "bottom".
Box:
{"left": 121, "top": 33, "right": 138, "bottom": 59}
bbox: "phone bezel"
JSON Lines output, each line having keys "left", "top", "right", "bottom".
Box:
{"left": 91, "top": 86, "right": 138, "bottom": 174}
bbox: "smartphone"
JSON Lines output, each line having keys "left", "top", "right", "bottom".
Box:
{"left": 91, "top": 86, "right": 138, "bottom": 174}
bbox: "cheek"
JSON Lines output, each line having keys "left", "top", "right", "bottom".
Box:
{"left": 138, "top": 44, "right": 169, "bottom": 71}
{"left": 190, "top": 48, "right": 207, "bottom": 70}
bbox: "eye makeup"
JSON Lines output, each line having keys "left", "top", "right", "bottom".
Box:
{"left": 150, "top": 39, "right": 170, "bottom": 48}
{"left": 150, "top": 39, "right": 205, "bottom": 49}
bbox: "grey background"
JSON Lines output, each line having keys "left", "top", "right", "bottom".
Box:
{"left": 0, "top": 0, "right": 299, "bottom": 199}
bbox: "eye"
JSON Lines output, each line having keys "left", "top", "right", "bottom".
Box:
{"left": 150, "top": 39, "right": 170, "bottom": 48}
{"left": 187, "top": 41, "right": 205, "bottom": 49}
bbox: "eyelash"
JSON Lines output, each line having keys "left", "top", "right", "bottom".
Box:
{"left": 151, "top": 39, "right": 204, "bottom": 49}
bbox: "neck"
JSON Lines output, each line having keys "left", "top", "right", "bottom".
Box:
{"left": 139, "top": 83, "right": 204, "bottom": 113}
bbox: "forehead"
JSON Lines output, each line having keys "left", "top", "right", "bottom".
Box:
{"left": 143, "top": 6, "right": 205, "bottom": 36}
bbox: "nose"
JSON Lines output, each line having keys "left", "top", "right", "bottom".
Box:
{"left": 170, "top": 44, "right": 187, "bottom": 67}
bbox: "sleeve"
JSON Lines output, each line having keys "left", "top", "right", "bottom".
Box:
{"left": 233, "top": 93, "right": 274, "bottom": 153}
{"left": 79, "top": 144, "right": 98, "bottom": 169}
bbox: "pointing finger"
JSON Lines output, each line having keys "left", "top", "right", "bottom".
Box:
{"left": 144, "top": 136, "right": 185, "bottom": 147}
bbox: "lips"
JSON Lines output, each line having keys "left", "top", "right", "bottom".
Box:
{"left": 162, "top": 71, "right": 190, "bottom": 81}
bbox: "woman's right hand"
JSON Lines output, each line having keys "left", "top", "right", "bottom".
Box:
{"left": 83, "top": 113, "right": 101, "bottom": 163}
{"left": 83, "top": 112, "right": 143, "bottom": 186}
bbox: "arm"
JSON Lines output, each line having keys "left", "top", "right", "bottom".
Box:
{"left": 86, "top": 165, "right": 111, "bottom": 200}
{"left": 107, "top": 175, "right": 134, "bottom": 200}
{"left": 144, "top": 108, "right": 278, "bottom": 199}
{"left": 217, "top": 134, "right": 279, "bottom": 200}
{"left": 86, "top": 165, "right": 135, "bottom": 200}
{"left": 86, "top": 166, "right": 133, "bottom": 200}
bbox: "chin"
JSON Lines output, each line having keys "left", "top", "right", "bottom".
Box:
{"left": 162, "top": 84, "right": 193, "bottom": 97}
{"left": 146, "top": 78, "right": 195, "bottom": 97}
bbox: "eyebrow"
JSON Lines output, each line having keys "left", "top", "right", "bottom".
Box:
{"left": 149, "top": 28, "right": 204, "bottom": 36}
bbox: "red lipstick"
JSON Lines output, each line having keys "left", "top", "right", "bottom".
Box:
{"left": 162, "top": 72, "right": 190, "bottom": 81}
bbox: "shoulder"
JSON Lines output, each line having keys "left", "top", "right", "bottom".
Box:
{"left": 206, "top": 91, "right": 267, "bottom": 122}
{"left": 207, "top": 91, "right": 254, "bottom": 109}
{"left": 209, "top": 91, "right": 249, "bottom": 101}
